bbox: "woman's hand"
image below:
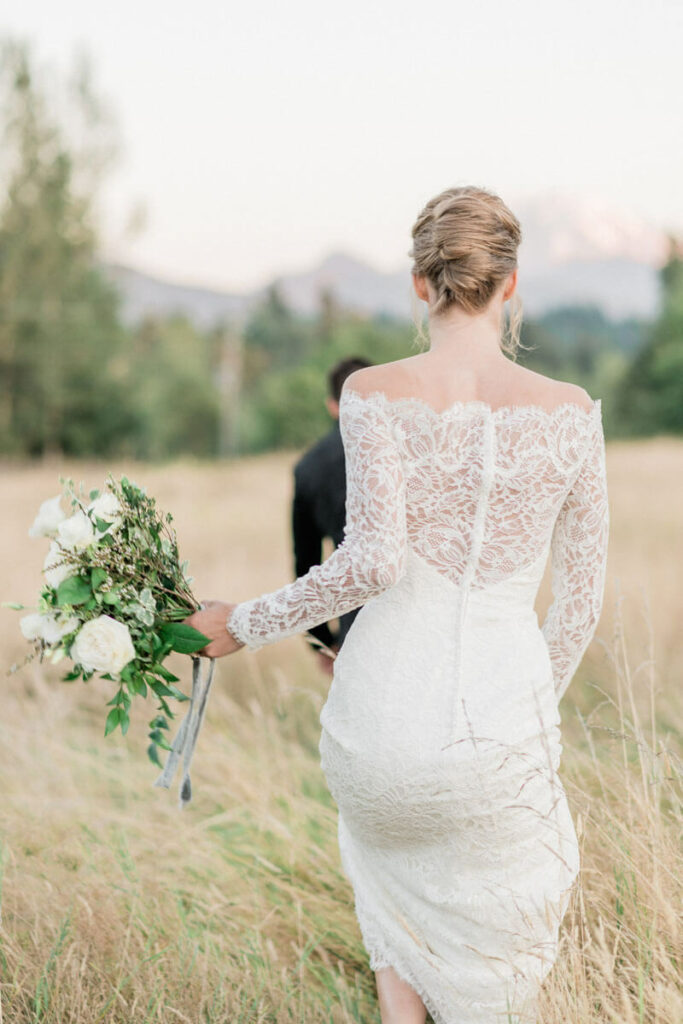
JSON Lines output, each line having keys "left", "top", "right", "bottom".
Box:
{"left": 183, "top": 600, "right": 246, "bottom": 658}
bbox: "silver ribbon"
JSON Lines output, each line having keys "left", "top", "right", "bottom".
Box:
{"left": 153, "top": 654, "right": 216, "bottom": 808}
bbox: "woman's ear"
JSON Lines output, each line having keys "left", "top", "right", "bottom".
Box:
{"left": 412, "top": 273, "right": 429, "bottom": 303}
{"left": 503, "top": 268, "right": 518, "bottom": 301}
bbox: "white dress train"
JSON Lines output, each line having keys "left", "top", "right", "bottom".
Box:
{"left": 227, "top": 386, "right": 610, "bottom": 1024}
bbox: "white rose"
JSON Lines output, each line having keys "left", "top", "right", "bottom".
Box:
{"left": 20, "top": 613, "right": 46, "bottom": 640}
{"left": 57, "top": 510, "right": 95, "bottom": 551}
{"left": 43, "top": 541, "right": 73, "bottom": 588}
{"left": 88, "top": 491, "right": 122, "bottom": 533}
{"left": 71, "top": 615, "right": 136, "bottom": 676}
{"left": 28, "top": 495, "right": 66, "bottom": 538}
{"left": 41, "top": 613, "right": 80, "bottom": 645}
{"left": 20, "top": 611, "right": 79, "bottom": 644}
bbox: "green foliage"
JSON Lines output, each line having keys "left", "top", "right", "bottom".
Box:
{"left": 518, "top": 305, "right": 647, "bottom": 379}
{"left": 124, "top": 315, "right": 222, "bottom": 459}
{"left": 0, "top": 39, "right": 223, "bottom": 461}
{"left": 244, "top": 283, "right": 316, "bottom": 372}
{"left": 158, "top": 622, "right": 211, "bottom": 654}
{"left": 239, "top": 312, "right": 416, "bottom": 452}
{"left": 55, "top": 575, "right": 92, "bottom": 606}
{"left": 614, "top": 240, "right": 683, "bottom": 435}
{"left": 104, "top": 705, "right": 129, "bottom": 737}
{"left": 0, "top": 38, "right": 132, "bottom": 457}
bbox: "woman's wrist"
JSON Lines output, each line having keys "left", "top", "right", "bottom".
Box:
{"left": 226, "top": 608, "right": 246, "bottom": 648}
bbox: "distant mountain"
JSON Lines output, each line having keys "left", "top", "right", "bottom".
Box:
{"left": 101, "top": 193, "right": 671, "bottom": 327}
{"left": 272, "top": 250, "right": 414, "bottom": 318}
{"left": 512, "top": 191, "right": 667, "bottom": 319}
{"left": 102, "top": 262, "right": 251, "bottom": 329}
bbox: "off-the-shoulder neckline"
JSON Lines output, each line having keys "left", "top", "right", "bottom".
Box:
{"left": 341, "top": 386, "right": 602, "bottom": 420}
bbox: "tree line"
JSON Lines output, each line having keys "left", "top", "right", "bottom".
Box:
{"left": 1, "top": 38, "right": 682, "bottom": 462}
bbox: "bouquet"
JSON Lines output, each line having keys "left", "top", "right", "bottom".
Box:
{"left": 9, "top": 475, "right": 214, "bottom": 806}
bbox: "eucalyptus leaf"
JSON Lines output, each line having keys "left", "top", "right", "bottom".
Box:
{"left": 56, "top": 575, "right": 92, "bottom": 607}
{"left": 158, "top": 622, "right": 210, "bottom": 654}
{"left": 136, "top": 607, "right": 155, "bottom": 626}
{"left": 166, "top": 684, "right": 190, "bottom": 702}
{"left": 148, "top": 729, "right": 172, "bottom": 750}
{"left": 128, "top": 676, "right": 147, "bottom": 697}
{"left": 104, "top": 707, "right": 122, "bottom": 736}
{"left": 152, "top": 663, "right": 180, "bottom": 683}
{"left": 147, "top": 743, "right": 163, "bottom": 768}
{"left": 148, "top": 680, "right": 175, "bottom": 698}
{"left": 91, "top": 567, "right": 107, "bottom": 589}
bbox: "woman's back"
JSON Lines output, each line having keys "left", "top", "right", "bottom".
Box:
{"left": 228, "top": 356, "right": 609, "bottom": 704}
{"left": 340, "top": 369, "right": 602, "bottom": 592}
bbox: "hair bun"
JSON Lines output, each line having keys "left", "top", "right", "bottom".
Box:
{"left": 408, "top": 185, "right": 523, "bottom": 355}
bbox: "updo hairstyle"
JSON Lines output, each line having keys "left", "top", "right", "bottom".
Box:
{"left": 408, "top": 185, "right": 524, "bottom": 357}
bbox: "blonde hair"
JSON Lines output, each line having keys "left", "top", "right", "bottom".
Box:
{"left": 408, "top": 185, "right": 525, "bottom": 358}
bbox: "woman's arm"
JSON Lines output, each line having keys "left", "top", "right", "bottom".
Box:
{"left": 541, "top": 404, "right": 610, "bottom": 701}
{"left": 188, "top": 386, "right": 407, "bottom": 655}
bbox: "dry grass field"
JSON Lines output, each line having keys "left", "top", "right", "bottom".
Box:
{"left": 0, "top": 438, "right": 681, "bottom": 1023}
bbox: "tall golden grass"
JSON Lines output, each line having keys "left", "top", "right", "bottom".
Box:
{"left": 0, "top": 439, "right": 681, "bottom": 1022}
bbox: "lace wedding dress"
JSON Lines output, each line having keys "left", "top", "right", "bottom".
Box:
{"left": 227, "top": 385, "right": 610, "bottom": 1024}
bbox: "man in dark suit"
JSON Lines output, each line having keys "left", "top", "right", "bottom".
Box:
{"left": 292, "top": 356, "right": 373, "bottom": 676}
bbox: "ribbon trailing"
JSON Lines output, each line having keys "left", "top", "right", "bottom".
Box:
{"left": 153, "top": 654, "right": 216, "bottom": 808}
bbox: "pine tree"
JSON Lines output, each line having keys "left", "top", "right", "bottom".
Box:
{"left": 0, "top": 38, "right": 130, "bottom": 456}
{"left": 615, "top": 236, "right": 683, "bottom": 435}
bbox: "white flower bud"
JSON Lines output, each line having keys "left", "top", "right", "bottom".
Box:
{"left": 43, "top": 542, "right": 73, "bottom": 589}
{"left": 88, "top": 492, "right": 122, "bottom": 534}
{"left": 28, "top": 495, "right": 66, "bottom": 538}
{"left": 57, "top": 510, "right": 95, "bottom": 551}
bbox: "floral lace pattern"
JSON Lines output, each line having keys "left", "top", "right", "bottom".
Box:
{"left": 227, "top": 386, "right": 609, "bottom": 702}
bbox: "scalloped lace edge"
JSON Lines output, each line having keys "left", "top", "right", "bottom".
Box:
{"left": 342, "top": 386, "right": 601, "bottom": 421}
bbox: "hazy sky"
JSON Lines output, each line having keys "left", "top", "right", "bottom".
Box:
{"left": 2, "top": 0, "right": 681, "bottom": 290}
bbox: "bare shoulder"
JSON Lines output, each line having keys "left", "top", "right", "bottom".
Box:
{"left": 515, "top": 367, "right": 594, "bottom": 412}
{"left": 549, "top": 379, "right": 594, "bottom": 412}
{"left": 341, "top": 360, "right": 411, "bottom": 399}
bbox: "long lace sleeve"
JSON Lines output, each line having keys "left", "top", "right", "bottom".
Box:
{"left": 541, "top": 403, "right": 610, "bottom": 701}
{"left": 226, "top": 387, "right": 408, "bottom": 651}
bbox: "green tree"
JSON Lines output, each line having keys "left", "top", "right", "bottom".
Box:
{"left": 127, "top": 315, "right": 221, "bottom": 459}
{"left": 240, "top": 311, "right": 415, "bottom": 452}
{"left": 0, "top": 37, "right": 130, "bottom": 456}
{"left": 243, "top": 283, "right": 314, "bottom": 374}
{"left": 615, "top": 236, "right": 683, "bottom": 435}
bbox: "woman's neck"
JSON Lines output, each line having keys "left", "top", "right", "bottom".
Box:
{"left": 424, "top": 303, "right": 508, "bottom": 367}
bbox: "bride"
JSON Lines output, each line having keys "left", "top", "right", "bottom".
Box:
{"left": 186, "top": 185, "right": 610, "bottom": 1024}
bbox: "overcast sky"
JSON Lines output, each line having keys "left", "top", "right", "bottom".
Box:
{"left": 2, "top": 0, "right": 681, "bottom": 290}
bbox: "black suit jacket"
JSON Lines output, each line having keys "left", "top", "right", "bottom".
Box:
{"left": 292, "top": 420, "right": 362, "bottom": 650}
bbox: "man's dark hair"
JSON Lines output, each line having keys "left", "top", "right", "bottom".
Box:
{"left": 328, "top": 356, "right": 374, "bottom": 402}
